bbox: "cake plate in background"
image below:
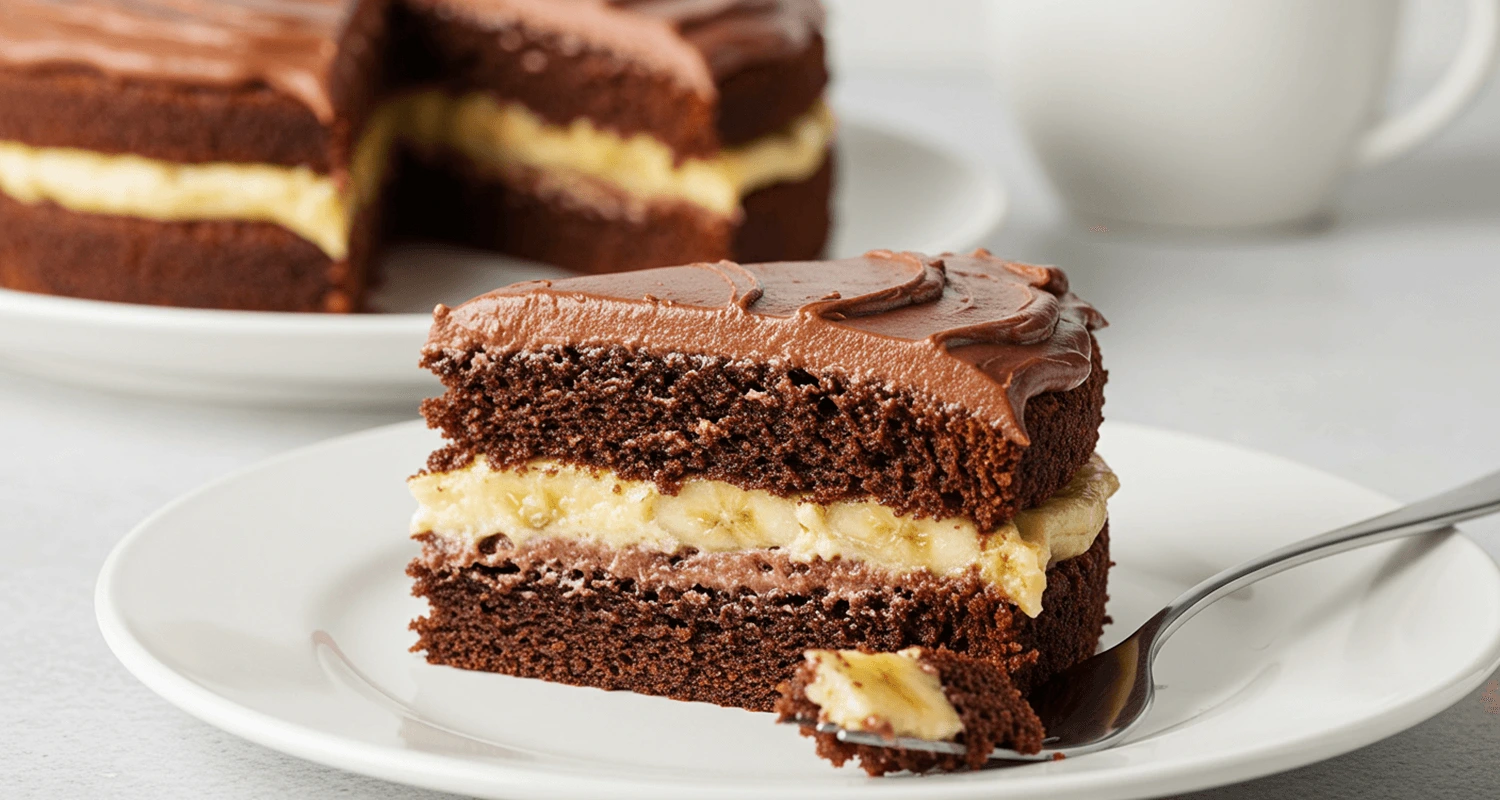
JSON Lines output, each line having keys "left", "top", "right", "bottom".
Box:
{"left": 0, "top": 117, "right": 1006, "bottom": 408}
{"left": 95, "top": 421, "right": 1500, "bottom": 800}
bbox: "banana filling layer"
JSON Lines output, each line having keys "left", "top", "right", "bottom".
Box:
{"left": 801, "top": 648, "right": 962, "bottom": 741}
{"left": 408, "top": 453, "right": 1118, "bottom": 616}
{"left": 0, "top": 96, "right": 834, "bottom": 259}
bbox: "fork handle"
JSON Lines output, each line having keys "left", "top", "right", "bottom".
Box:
{"left": 1147, "top": 468, "right": 1500, "bottom": 656}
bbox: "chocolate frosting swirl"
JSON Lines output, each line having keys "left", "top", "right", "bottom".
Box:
{"left": 427, "top": 250, "right": 1107, "bottom": 444}
{"left": 0, "top": 0, "right": 357, "bottom": 122}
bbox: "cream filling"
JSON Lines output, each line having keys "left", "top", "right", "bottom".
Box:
{"left": 801, "top": 648, "right": 962, "bottom": 741}
{"left": 0, "top": 96, "right": 835, "bottom": 259}
{"left": 392, "top": 92, "right": 835, "bottom": 216}
{"left": 408, "top": 453, "right": 1118, "bottom": 616}
{"left": 0, "top": 141, "right": 356, "bottom": 258}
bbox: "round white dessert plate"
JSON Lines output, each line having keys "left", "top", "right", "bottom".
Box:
{"left": 0, "top": 117, "right": 1005, "bottom": 407}
{"left": 96, "top": 421, "right": 1500, "bottom": 800}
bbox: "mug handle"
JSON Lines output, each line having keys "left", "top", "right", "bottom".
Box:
{"left": 1355, "top": 0, "right": 1500, "bottom": 170}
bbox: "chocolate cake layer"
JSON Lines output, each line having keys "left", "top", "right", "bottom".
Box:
{"left": 711, "top": 28, "right": 828, "bottom": 147}
{"left": 0, "top": 0, "right": 377, "bottom": 121}
{"left": 393, "top": 1, "right": 716, "bottom": 158}
{"left": 409, "top": 528, "right": 1111, "bottom": 712}
{"left": 395, "top": 0, "right": 826, "bottom": 154}
{"left": 0, "top": 68, "right": 337, "bottom": 171}
{"left": 1, "top": 0, "right": 823, "bottom": 163}
{"left": 426, "top": 251, "right": 1106, "bottom": 446}
{"left": 388, "top": 147, "right": 830, "bottom": 273}
{"left": 732, "top": 150, "right": 834, "bottom": 263}
{"left": 776, "top": 648, "right": 1045, "bottom": 775}
{"left": 421, "top": 335, "right": 1103, "bottom": 533}
{"left": 0, "top": 192, "right": 378, "bottom": 311}
{"left": 0, "top": 0, "right": 391, "bottom": 168}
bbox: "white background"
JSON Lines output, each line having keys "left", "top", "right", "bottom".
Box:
{"left": 5, "top": 1, "right": 1500, "bottom": 797}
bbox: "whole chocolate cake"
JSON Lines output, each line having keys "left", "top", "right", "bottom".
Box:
{"left": 0, "top": 0, "right": 831, "bottom": 311}
{"left": 407, "top": 249, "right": 1116, "bottom": 712}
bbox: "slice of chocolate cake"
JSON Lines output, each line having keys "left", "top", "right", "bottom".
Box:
{"left": 0, "top": 0, "right": 831, "bottom": 311}
{"left": 407, "top": 249, "right": 1114, "bottom": 711}
{"left": 775, "top": 647, "right": 1044, "bottom": 775}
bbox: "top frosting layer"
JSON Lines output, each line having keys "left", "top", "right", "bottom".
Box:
{"left": 417, "top": 0, "right": 822, "bottom": 95}
{"left": 0, "top": 0, "right": 356, "bottom": 122}
{"left": 426, "top": 250, "right": 1107, "bottom": 444}
{"left": 0, "top": 0, "right": 822, "bottom": 117}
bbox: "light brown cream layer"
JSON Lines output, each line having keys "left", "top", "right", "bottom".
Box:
{"left": 408, "top": 454, "right": 1117, "bottom": 616}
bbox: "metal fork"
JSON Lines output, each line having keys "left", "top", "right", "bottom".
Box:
{"left": 787, "top": 468, "right": 1500, "bottom": 762}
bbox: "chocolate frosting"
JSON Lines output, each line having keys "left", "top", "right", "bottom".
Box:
{"left": 0, "top": 0, "right": 359, "bottom": 122}
{"left": 427, "top": 249, "right": 1107, "bottom": 444}
{"left": 0, "top": 0, "right": 821, "bottom": 116}
{"left": 418, "top": 0, "right": 822, "bottom": 94}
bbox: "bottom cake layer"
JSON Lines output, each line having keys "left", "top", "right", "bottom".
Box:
{"left": 0, "top": 148, "right": 830, "bottom": 310}
{"left": 386, "top": 148, "right": 833, "bottom": 274}
{"left": 0, "top": 191, "right": 379, "bottom": 312}
{"left": 408, "top": 526, "right": 1110, "bottom": 712}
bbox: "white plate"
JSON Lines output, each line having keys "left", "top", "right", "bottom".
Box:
{"left": 96, "top": 421, "right": 1500, "bottom": 800}
{"left": 0, "top": 118, "right": 1005, "bottom": 407}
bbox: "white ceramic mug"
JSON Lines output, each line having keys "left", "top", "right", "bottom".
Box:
{"left": 983, "top": 0, "right": 1500, "bottom": 230}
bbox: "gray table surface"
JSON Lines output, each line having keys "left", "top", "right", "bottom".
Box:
{"left": 5, "top": 70, "right": 1500, "bottom": 799}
